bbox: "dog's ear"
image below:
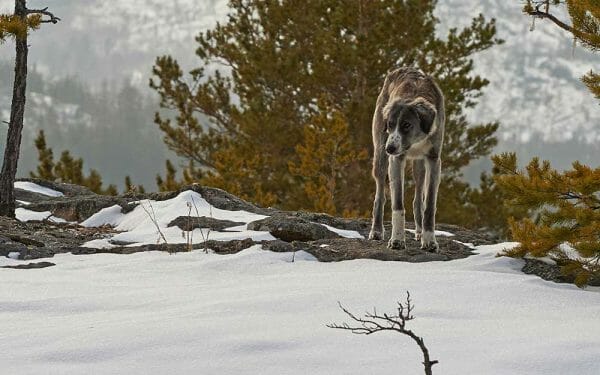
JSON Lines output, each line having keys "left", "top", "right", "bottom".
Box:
{"left": 412, "top": 99, "right": 437, "bottom": 134}
{"left": 381, "top": 100, "right": 395, "bottom": 126}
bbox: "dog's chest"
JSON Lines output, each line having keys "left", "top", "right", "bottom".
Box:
{"left": 406, "top": 138, "right": 433, "bottom": 159}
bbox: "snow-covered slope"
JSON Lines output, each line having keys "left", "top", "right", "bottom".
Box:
{"left": 1, "top": 241, "right": 599, "bottom": 374}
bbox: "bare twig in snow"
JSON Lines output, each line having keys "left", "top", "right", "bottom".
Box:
{"left": 139, "top": 199, "right": 168, "bottom": 245}
{"left": 327, "top": 292, "right": 438, "bottom": 375}
{"left": 191, "top": 196, "right": 211, "bottom": 253}
{"left": 184, "top": 202, "right": 193, "bottom": 251}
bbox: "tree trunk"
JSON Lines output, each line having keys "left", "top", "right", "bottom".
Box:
{"left": 0, "top": 0, "right": 28, "bottom": 218}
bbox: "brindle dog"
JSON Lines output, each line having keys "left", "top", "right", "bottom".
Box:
{"left": 369, "top": 67, "right": 445, "bottom": 252}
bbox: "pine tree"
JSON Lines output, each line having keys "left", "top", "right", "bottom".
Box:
{"left": 124, "top": 175, "right": 146, "bottom": 194}
{"left": 524, "top": 0, "right": 600, "bottom": 99}
{"left": 54, "top": 151, "right": 84, "bottom": 186}
{"left": 124, "top": 175, "right": 133, "bottom": 192}
{"left": 156, "top": 160, "right": 182, "bottom": 192}
{"left": 156, "top": 159, "right": 201, "bottom": 192}
{"left": 29, "top": 131, "right": 118, "bottom": 196}
{"left": 289, "top": 100, "right": 368, "bottom": 216}
{"left": 151, "top": 0, "right": 502, "bottom": 218}
{"left": 0, "top": 1, "right": 59, "bottom": 217}
{"left": 30, "top": 130, "right": 55, "bottom": 181}
{"left": 493, "top": 153, "right": 600, "bottom": 287}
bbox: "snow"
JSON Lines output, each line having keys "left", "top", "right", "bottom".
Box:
{"left": 81, "top": 191, "right": 276, "bottom": 246}
{"left": 14, "top": 181, "right": 64, "bottom": 197}
{"left": 15, "top": 208, "right": 67, "bottom": 223}
{"left": 321, "top": 224, "right": 364, "bottom": 239}
{"left": 4, "top": 190, "right": 600, "bottom": 373}
{"left": 7, "top": 252, "right": 20, "bottom": 259}
{"left": 1, "top": 241, "right": 599, "bottom": 375}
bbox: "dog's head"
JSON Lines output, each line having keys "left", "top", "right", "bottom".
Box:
{"left": 382, "top": 97, "right": 436, "bottom": 156}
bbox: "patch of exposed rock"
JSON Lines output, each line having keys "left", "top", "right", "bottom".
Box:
{"left": 2, "top": 261, "right": 56, "bottom": 269}
{"left": 522, "top": 258, "right": 600, "bottom": 287}
{"left": 167, "top": 216, "right": 245, "bottom": 231}
{"left": 247, "top": 214, "right": 340, "bottom": 242}
{"left": 0, "top": 215, "right": 116, "bottom": 260}
{"left": 299, "top": 236, "right": 474, "bottom": 262}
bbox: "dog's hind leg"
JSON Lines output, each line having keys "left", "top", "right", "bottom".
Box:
{"left": 388, "top": 156, "right": 406, "bottom": 250}
{"left": 412, "top": 159, "right": 426, "bottom": 241}
{"left": 369, "top": 146, "right": 388, "bottom": 240}
{"left": 422, "top": 156, "right": 441, "bottom": 252}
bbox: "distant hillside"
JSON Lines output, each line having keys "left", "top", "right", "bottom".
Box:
{"left": 0, "top": 62, "right": 173, "bottom": 190}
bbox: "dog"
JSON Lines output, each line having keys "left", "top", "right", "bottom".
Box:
{"left": 368, "top": 67, "right": 445, "bottom": 252}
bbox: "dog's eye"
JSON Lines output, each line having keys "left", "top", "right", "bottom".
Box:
{"left": 386, "top": 120, "right": 394, "bottom": 130}
{"left": 402, "top": 122, "right": 412, "bottom": 131}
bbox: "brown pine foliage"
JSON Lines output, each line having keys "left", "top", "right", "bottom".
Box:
{"left": 289, "top": 100, "right": 368, "bottom": 217}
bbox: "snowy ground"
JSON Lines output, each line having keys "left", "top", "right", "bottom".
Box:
{"left": 4, "top": 183, "right": 600, "bottom": 374}
{"left": 2, "top": 244, "right": 600, "bottom": 374}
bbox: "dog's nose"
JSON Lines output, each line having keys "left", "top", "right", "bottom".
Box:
{"left": 386, "top": 144, "right": 397, "bottom": 154}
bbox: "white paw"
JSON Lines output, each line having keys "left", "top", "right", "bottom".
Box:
{"left": 420, "top": 231, "right": 438, "bottom": 252}
{"left": 388, "top": 238, "right": 406, "bottom": 250}
{"left": 369, "top": 229, "right": 384, "bottom": 240}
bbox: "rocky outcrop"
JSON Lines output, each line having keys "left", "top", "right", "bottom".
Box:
{"left": 5, "top": 180, "right": 492, "bottom": 265}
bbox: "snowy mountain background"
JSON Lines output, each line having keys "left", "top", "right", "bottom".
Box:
{"left": 0, "top": 0, "right": 599, "bottom": 189}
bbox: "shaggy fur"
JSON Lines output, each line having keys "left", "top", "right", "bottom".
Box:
{"left": 368, "top": 67, "right": 445, "bottom": 252}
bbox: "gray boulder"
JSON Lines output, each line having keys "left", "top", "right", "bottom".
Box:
{"left": 167, "top": 216, "right": 245, "bottom": 231}
{"left": 247, "top": 214, "right": 340, "bottom": 242}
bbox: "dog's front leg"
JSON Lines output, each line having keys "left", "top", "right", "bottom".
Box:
{"left": 422, "top": 156, "right": 441, "bottom": 252}
{"left": 412, "top": 159, "right": 426, "bottom": 241}
{"left": 369, "top": 146, "right": 388, "bottom": 240}
{"left": 388, "top": 155, "right": 406, "bottom": 250}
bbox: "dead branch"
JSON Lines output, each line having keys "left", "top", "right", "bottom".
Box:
{"left": 327, "top": 292, "right": 438, "bottom": 375}
{"left": 26, "top": 7, "right": 60, "bottom": 24}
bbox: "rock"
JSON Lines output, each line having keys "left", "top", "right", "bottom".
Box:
{"left": 286, "top": 212, "right": 370, "bottom": 233}
{"left": 247, "top": 214, "right": 340, "bottom": 242}
{"left": 204, "top": 238, "right": 256, "bottom": 254}
{"left": 6, "top": 234, "right": 45, "bottom": 247}
{"left": 2, "top": 261, "right": 56, "bottom": 269}
{"left": 0, "top": 242, "right": 28, "bottom": 257}
{"left": 303, "top": 236, "right": 474, "bottom": 262}
{"left": 0, "top": 215, "right": 116, "bottom": 255}
{"left": 262, "top": 240, "right": 295, "bottom": 253}
{"left": 167, "top": 216, "right": 245, "bottom": 231}
{"left": 17, "top": 178, "right": 96, "bottom": 197}
{"left": 26, "top": 195, "right": 129, "bottom": 222}
{"left": 18, "top": 247, "right": 55, "bottom": 260}
{"left": 522, "top": 258, "right": 600, "bottom": 287}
